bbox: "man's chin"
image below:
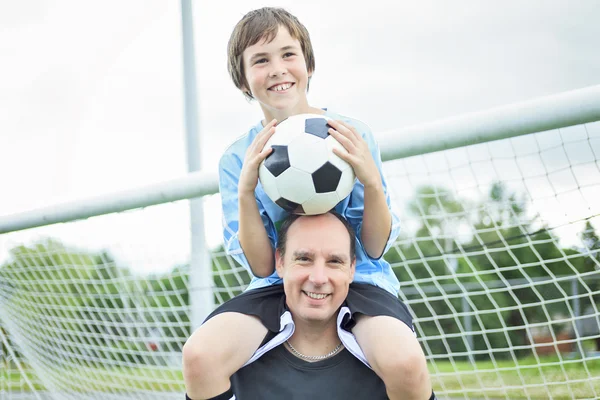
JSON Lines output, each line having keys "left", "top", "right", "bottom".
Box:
{"left": 295, "top": 308, "right": 339, "bottom": 324}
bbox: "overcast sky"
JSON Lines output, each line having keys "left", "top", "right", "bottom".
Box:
{"left": 1, "top": 0, "right": 600, "bottom": 272}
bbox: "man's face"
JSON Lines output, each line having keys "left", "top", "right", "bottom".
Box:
{"left": 276, "top": 214, "right": 355, "bottom": 326}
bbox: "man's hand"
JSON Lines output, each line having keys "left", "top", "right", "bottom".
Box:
{"left": 238, "top": 119, "right": 277, "bottom": 195}
{"left": 327, "top": 120, "right": 382, "bottom": 190}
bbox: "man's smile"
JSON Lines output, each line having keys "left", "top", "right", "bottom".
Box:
{"left": 302, "top": 290, "right": 331, "bottom": 300}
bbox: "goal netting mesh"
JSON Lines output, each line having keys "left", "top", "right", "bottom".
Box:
{"left": 1, "top": 122, "right": 599, "bottom": 399}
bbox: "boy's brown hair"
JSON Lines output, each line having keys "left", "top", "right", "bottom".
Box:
{"left": 227, "top": 7, "right": 315, "bottom": 100}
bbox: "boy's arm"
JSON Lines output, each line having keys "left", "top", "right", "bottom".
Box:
{"left": 328, "top": 119, "right": 400, "bottom": 259}
{"left": 220, "top": 151, "right": 276, "bottom": 277}
{"left": 361, "top": 175, "right": 392, "bottom": 259}
{"left": 220, "top": 120, "right": 278, "bottom": 277}
{"left": 238, "top": 189, "right": 275, "bottom": 277}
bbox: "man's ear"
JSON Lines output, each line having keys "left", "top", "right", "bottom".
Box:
{"left": 349, "top": 257, "right": 356, "bottom": 281}
{"left": 275, "top": 249, "right": 284, "bottom": 278}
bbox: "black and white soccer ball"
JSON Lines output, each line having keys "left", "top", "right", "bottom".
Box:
{"left": 258, "top": 113, "right": 356, "bottom": 215}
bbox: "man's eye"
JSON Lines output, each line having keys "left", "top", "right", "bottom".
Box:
{"left": 296, "top": 257, "right": 310, "bottom": 262}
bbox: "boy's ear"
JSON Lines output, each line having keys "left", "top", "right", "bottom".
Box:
{"left": 275, "top": 249, "right": 284, "bottom": 278}
{"left": 240, "top": 76, "right": 251, "bottom": 97}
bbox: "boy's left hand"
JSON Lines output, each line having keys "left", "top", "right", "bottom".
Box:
{"left": 327, "top": 120, "right": 382, "bottom": 189}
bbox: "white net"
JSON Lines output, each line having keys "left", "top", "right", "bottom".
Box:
{"left": 1, "top": 122, "right": 600, "bottom": 399}
{"left": 385, "top": 121, "right": 600, "bottom": 398}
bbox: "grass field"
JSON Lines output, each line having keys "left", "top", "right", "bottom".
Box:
{"left": 430, "top": 355, "right": 600, "bottom": 399}
{"left": 4, "top": 355, "right": 600, "bottom": 399}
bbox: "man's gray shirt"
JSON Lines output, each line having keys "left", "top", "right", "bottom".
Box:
{"left": 230, "top": 344, "right": 388, "bottom": 399}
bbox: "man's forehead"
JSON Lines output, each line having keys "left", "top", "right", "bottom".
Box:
{"left": 288, "top": 214, "right": 346, "bottom": 233}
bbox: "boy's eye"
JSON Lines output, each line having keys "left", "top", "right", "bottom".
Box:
{"left": 283, "top": 52, "right": 296, "bottom": 58}
{"left": 254, "top": 58, "right": 268, "bottom": 65}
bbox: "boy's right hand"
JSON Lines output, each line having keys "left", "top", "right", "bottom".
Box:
{"left": 238, "top": 119, "right": 277, "bottom": 195}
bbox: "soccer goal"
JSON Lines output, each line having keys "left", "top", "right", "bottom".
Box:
{"left": 1, "top": 85, "right": 600, "bottom": 399}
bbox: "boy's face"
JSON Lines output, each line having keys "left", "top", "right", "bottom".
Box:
{"left": 242, "top": 26, "right": 312, "bottom": 121}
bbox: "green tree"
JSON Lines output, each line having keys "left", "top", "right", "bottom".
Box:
{"left": 211, "top": 245, "right": 251, "bottom": 304}
{"left": 0, "top": 240, "right": 134, "bottom": 365}
{"left": 384, "top": 185, "right": 478, "bottom": 358}
{"left": 385, "top": 182, "right": 595, "bottom": 360}
{"left": 578, "top": 220, "right": 600, "bottom": 314}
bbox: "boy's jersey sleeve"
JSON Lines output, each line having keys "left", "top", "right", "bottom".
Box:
{"left": 343, "top": 121, "right": 401, "bottom": 258}
{"left": 218, "top": 148, "right": 277, "bottom": 274}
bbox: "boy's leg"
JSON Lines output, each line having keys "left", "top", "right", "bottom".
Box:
{"left": 353, "top": 315, "right": 431, "bottom": 400}
{"left": 182, "top": 312, "right": 267, "bottom": 399}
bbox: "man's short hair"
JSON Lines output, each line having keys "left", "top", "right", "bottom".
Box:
{"left": 227, "top": 7, "right": 316, "bottom": 100}
{"left": 276, "top": 212, "right": 356, "bottom": 259}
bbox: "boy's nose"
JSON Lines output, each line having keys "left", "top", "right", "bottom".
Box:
{"left": 269, "top": 60, "right": 287, "bottom": 78}
{"left": 269, "top": 69, "right": 286, "bottom": 78}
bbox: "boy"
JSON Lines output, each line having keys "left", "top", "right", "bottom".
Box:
{"left": 183, "top": 7, "right": 434, "bottom": 400}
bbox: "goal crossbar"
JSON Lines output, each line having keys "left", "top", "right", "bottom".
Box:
{"left": 1, "top": 84, "right": 600, "bottom": 234}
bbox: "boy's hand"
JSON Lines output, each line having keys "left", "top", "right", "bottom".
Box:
{"left": 238, "top": 119, "right": 277, "bottom": 195}
{"left": 327, "top": 120, "right": 382, "bottom": 189}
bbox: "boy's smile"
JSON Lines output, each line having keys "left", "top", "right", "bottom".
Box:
{"left": 242, "top": 26, "right": 319, "bottom": 122}
{"left": 269, "top": 82, "right": 294, "bottom": 93}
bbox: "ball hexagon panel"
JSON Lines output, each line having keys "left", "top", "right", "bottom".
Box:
{"left": 324, "top": 135, "right": 353, "bottom": 173}
{"left": 287, "top": 134, "right": 329, "bottom": 173}
{"left": 275, "top": 167, "right": 315, "bottom": 204}
{"left": 312, "top": 162, "right": 343, "bottom": 193}
{"left": 305, "top": 117, "right": 330, "bottom": 139}
{"left": 264, "top": 117, "right": 307, "bottom": 147}
{"left": 258, "top": 164, "right": 282, "bottom": 202}
{"left": 302, "top": 192, "right": 341, "bottom": 215}
{"left": 335, "top": 167, "right": 356, "bottom": 200}
{"left": 262, "top": 145, "right": 290, "bottom": 177}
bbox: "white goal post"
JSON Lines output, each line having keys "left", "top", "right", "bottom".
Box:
{"left": 1, "top": 85, "right": 600, "bottom": 399}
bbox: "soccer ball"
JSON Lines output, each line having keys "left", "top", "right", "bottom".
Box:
{"left": 258, "top": 114, "right": 356, "bottom": 215}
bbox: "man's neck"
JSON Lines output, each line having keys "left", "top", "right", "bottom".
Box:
{"left": 287, "top": 317, "right": 341, "bottom": 358}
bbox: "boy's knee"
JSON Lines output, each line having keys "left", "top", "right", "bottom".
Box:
{"left": 182, "top": 340, "right": 205, "bottom": 376}
{"left": 183, "top": 340, "right": 234, "bottom": 399}
{"left": 182, "top": 337, "right": 226, "bottom": 380}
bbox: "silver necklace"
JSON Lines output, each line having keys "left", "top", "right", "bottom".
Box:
{"left": 285, "top": 340, "right": 343, "bottom": 361}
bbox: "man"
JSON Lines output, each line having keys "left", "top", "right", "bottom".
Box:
{"left": 185, "top": 211, "right": 433, "bottom": 399}
{"left": 229, "top": 212, "right": 388, "bottom": 399}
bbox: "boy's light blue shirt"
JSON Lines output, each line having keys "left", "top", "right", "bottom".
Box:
{"left": 219, "top": 110, "right": 401, "bottom": 296}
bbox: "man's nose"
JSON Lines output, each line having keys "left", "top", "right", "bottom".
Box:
{"left": 309, "top": 263, "right": 327, "bottom": 285}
